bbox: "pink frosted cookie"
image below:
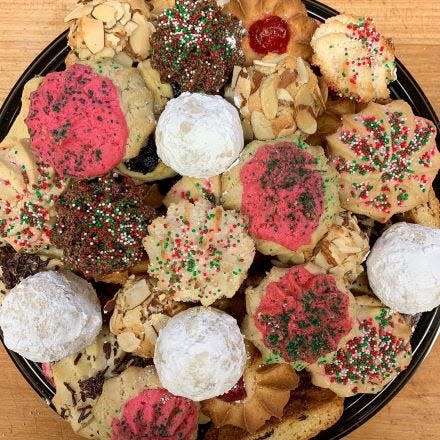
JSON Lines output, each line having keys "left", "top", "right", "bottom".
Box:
{"left": 25, "top": 64, "right": 128, "bottom": 178}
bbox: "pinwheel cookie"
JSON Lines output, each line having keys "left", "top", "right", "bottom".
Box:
{"left": 202, "top": 342, "right": 299, "bottom": 433}
{"left": 243, "top": 264, "right": 357, "bottom": 368}
{"left": 225, "top": 0, "right": 316, "bottom": 65}
{"left": 311, "top": 15, "right": 396, "bottom": 102}
{"left": 222, "top": 136, "right": 340, "bottom": 263}
{"left": 328, "top": 100, "right": 440, "bottom": 222}
{"left": 143, "top": 200, "right": 255, "bottom": 306}
{"left": 307, "top": 295, "right": 413, "bottom": 397}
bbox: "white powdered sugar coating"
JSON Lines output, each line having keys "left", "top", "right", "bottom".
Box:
{"left": 156, "top": 93, "right": 244, "bottom": 178}
{"left": 0, "top": 270, "right": 102, "bottom": 362}
{"left": 154, "top": 307, "right": 246, "bottom": 401}
{"left": 367, "top": 223, "right": 440, "bottom": 314}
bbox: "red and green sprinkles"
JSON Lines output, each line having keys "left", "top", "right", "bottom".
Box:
{"left": 150, "top": 0, "right": 244, "bottom": 93}
{"left": 145, "top": 200, "right": 254, "bottom": 305}
{"left": 332, "top": 104, "right": 438, "bottom": 215}
{"left": 319, "top": 308, "right": 412, "bottom": 394}
{"left": 52, "top": 174, "right": 157, "bottom": 278}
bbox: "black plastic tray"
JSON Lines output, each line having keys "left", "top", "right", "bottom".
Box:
{"left": 0, "top": 1, "right": 439, "bottom": 438}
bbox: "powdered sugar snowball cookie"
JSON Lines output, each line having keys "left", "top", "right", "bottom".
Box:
{"left": 144, "top": 200, "right": 255, "bottom": 306}
{"left": 154, "top": 307, "right": 247, "bottom": 401}
{"left": 156, "top": 93, "right": 244, "bottom": 178}
{"left": 367, "top": 222, "right": 440, "bottom": 314}
{"left": 311, "top": 15, "right": 396, "bottom": 102}
{"left": 0, "top": 271, "right": 102, "bottom": 362}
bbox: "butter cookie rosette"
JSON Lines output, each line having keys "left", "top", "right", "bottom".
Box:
{"left": 225, "top": 0, "right": 316, "bottom": 66}
{"left": 202, "top": 343, "right": 299, "bottom": 433}
{"left": 307, "top": 295, "right": 413, "bottom": 397}
{"left": 143, "top": 200, "right": 255, "bottom": 306}
{"left": 243, "top": 264, "right": 357, "bottom": 368}
{"left": 327, "top": 100, "right": 440, "bottom": 222}
{"left": 222, "top": 136, "right": 340, "bottom": 263}
{"left": 109, "top": 276, "right": 187, "bottom": 358}
{"left": 226, "top": 54, "right": 326, "bottom": 141}
{"left": 311, "top": 15, "right": 397, "bottom": 102}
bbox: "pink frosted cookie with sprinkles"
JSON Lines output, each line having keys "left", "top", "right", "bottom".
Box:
{"left": 328, "top": 100, "right": 440, "bottom": 222}
{"left": 143, "top": 199, "right": 255, "bottom": 306}
{"left": 307, "top": 295, "right": 413, "bottom": 397}
{"left": 311, "top": 15, "right": 396, "bottom": 102}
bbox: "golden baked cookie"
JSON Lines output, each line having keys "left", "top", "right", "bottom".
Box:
{"left": 222, "top": 136, "right": 340, "bottom": 263}
{"left": 163, "top": 176, "right": 222, "bottom": 208}
{"left": 310, "top": 211, "right": 369, "bottom": 285}
{"left": 204, "top": 385, "right": 344, "bottom": 440}
{"left": 225, "top": 0, "right": 316, "bottom": 66}
{"left": 226, "top": 54, "right": 325, "bottom": 140}
{"left": 311, "top": 15, "right": 396, "bottom": 102}
{"left": 242, "top": 264, "right": 357, "bottom": 368}
{"left": 110, "top": 276, "right": 187, "bottom": 357}
{"left": 307, "top": 295, "right": 413, "bottom": 397}
{"left": 144, "top": 200, "right": 255, "bottom": 306}
{"left": 400, "top": 188, "right": 440, "bottom": 229}
{"left": 327, "top": 100, "right": 440, "bottom": 222}
{"left": 65, "top": 0, "right": 154, "bottom": 63}
{"left": 202, "top": 343, "right": 299, "bottom": 433}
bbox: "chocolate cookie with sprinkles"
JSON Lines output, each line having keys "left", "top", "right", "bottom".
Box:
{"left": 327, "top": 100, "right": 440, "bottom": 223}
{"left": 307, "top": 295, "right": 413, "bottom": 397}
{"left": 150, "top": 0, "right": 245, "bottom": 93}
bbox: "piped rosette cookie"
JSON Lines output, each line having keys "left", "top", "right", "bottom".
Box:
{"left": 226, "top": 54, "right": 326, "bottom": 141}
{"left": 109, "top": 276, "right": 187, "bottom": 358}
{"left": 25, "top": 60, "right": 155, "bottom": 178}
{"left": 311, "top": 15, "right": 397, "bottom": 102}
{"left": 307, "top": 295, "right": 413, "bottom": 397}
{"left": 224, "top": 0, "right": 316, "bottom": 66}
{"left": 243, "top": 264, "right": 357, "bottom": 369}
{"left": 222, "top": 136, "right": 340, "bottom": 263}
{"left": 327, "top": 100, "right": 440, "bottom": 222}
{"left": 202, "top": 342, "right": 299, "bottom": 433}
{"left": 143, "top": 200, "right": 255, "bottom": 306}
{"left": 52, "top": 174, "right": 158, "bottom": 279}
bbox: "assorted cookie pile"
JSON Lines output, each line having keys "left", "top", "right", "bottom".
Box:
{"left": 0, "top": 0, "right": 439, "bottom": 439}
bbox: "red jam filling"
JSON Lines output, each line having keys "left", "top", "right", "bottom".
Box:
{"left": 248, "top": 15, "right": 290, "bottom": 55}
{"left": 218, "top": 377, "right": 247, "bottom": 402}
{"left": 240, "top": 141, "right": 324, "bottom": 251}
{"left": 254, "top": 265, "right": 353, "bottom": 364}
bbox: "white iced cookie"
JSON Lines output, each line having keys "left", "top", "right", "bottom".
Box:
{"left": 367, "top": 222, "right": 440, "bottom": 314}
{"left": 156, "top": 93, "right": 244, "bottom": 178}
{"left": 154, "top": 307, "right": 246, "bottom": 401}
{"left": 0, "top": 270, "right": 102, "bottom": 362}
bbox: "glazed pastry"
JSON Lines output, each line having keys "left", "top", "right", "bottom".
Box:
{"left": 400, "top": 188, "right": 440, "bottom": 229}
{"left": 144, "top": 200, "right": 255, "bottom": 306}
{"left": 52, "top": 174, "right": 157, "bottom": 278}
{"left": 222, "top": 136, "right": 340, "bottom": 263}
{"left": 225, "top": 0, "right": 316, "bottom": 66}
{"left": 150, "top": 0, "right": 244, "bottom": 93}
{"left": 202, "top": 343, "right": 299, "bottom": 433}
{"left": 243, "top": 264, "right": 357, "bottom": 367}
{"left": 109, "top": 276, "right": 187, "bottom": 357}
{"left": 311, "top": 15, "right": 397, "bottom": 102}
{"left": 310, "top": 212, "right": 369, "bottom": 285}
{"left": 154, "top": 307, "right": 246, "bottom": 401}
{"left": 65, "top": 0, "right": 154, "bottom": 63}
{"left": 25, "top": 61, "right": 155, "bottom": 179}
{"left": 328, "top": 100, "right": 440, "bottom": 222}
{"left": 226, "top": 55, "right": 325, "bottom": 140}
{"left": 367, "top": 223, "right": 440, "bottom": 314}
{"left": 0, "top": 271, "right": 102, "bottom": 362}
{"left": 307, "top": 295, "right": 412, "bottom": 397}
{"left": 163, "top": 176, "right": 221, "bottom": 207}
{"left": 156, "top": 93, "right": 244, "bottom": 178}
{"left": 204, "top": 385, "right": 344, "bottom": 440}
{"left": 51, "top": 327, "right": 125, "bottom": 434}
